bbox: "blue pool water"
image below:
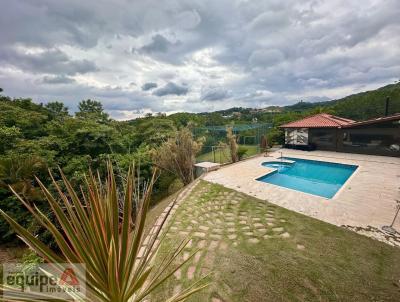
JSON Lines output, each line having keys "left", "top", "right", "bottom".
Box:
{"left": 257, "top": 157, "right": 358, "bottom": 198}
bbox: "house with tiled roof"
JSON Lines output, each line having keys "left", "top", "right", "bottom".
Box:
{"left": 280, "top": 113, "right": 400, "bottom": 157}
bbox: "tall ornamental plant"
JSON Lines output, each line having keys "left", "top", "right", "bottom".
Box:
{"left": 226, "top": 127, "right": 238, "bottom": 163}
{"left": 0, "top": 162, "right": 207, "bottom": 301}
{"left": 152, "top": 128, "right": 203, "bottom": 185}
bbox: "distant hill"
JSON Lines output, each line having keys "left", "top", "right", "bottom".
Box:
{"left": 195, "top": 83, "right": 400, "bottom": 122}
{"left": 199, "top": 107, "right": 252, "bottom": 116}
{"left": 329, "top": 83, "right": 400, "bottom": 120}
{"left": 284, "top": 82, "right": 400, "bottom": 120}
{"left": 283, "top": 100, "right": 332, "bottom": 112}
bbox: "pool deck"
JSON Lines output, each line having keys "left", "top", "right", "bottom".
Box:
{"left": 204, "top": 149, "right": 400, "bottom": 234}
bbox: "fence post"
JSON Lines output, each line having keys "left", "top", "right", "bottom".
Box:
{"left": 212, "top": 146, "right": 216, "bottom": 163}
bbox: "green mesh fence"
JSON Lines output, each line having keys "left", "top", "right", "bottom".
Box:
{"left": 193, "top": 123, "right": 272, "bottom": 164}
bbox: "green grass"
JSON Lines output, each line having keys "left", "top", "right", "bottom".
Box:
{"left": 153, "top": 181, "right": 400, "bottom": 302}
{"left": 196, "top": 144, "right": 260, "bottom": 164}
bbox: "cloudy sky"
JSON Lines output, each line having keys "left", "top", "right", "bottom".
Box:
{"left": 1, "top": 0, "right": 399, "bottom": 119}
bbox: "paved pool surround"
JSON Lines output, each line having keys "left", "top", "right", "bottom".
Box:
{"left": 203, "top": 149, "right": 400, "bottom": 230}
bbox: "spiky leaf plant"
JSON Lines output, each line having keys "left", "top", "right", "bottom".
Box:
{"left": 0, "top": 162, "right": 207, "bottom": 301}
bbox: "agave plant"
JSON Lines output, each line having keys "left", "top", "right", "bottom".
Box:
{"left": 0, "top": 162, "right": 207, "bottom": 301}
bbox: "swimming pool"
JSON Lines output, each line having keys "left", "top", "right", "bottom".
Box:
{"left": 257, "top": 157, "right": 358, "bottom": 198}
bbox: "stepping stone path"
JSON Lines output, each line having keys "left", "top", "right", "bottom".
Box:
{"left": 248, "top": 238, "right": 260, "bottom": 244}
{"left": 187, "top": 266, "right": 196, "bottom": 280}
{"left": 297, "top": 244, "right": 305, "bottom": 250}
{"left": 194, "top": 251, "right": 202, "bottom": 263}
{"left": 156, "top": 181, "right": 291, "bottom": 299}
{"left": 199, "top": 225, "right": 209, "bottom": 231}
{"left": 173, "top": 284, "right": 181, "bottom": 295}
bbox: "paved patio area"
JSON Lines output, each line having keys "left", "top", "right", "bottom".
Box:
{"left": 204, "top": 150, "right": 400, "bottom": 232}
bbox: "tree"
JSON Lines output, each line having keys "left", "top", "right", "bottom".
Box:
{"left": 134, "top": 119, "right": 176, "bottom": 147}
{"left": 152, "top": 128, "right": 203, "bottom": 185}
{"left": 0, "top": 126, "right": 21, "bottom": 153}
{"left": 45, "top": 101, "right": 69, "bottom": 120}
{"left": 0, "top": 162, "right": 208, "bottom": 301}
{"left": 76, "top": 99, "right": 109, "bottom": 123}
{"left": 169, "top": 112, "right": 204, "bottom": 128}
{"left": 0, "top": 98, "right": 49, "bottom": 139}
{"left": 260, "top": 135, "right": 269, "bottom": 155}
{"left": 204, "top": 112, "right": 225, "bottom": 126}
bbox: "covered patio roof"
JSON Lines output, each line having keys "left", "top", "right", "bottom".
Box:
{"left": 342, "top": 113, "right": 400, "bottom": 128}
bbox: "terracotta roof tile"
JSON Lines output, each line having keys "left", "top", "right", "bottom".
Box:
{"left": 280, "top": 113, "right": 355, "bottom": 128}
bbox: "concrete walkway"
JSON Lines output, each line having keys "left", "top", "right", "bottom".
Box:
{"left": 204, "top": 150, "right": 400, "bottom": 233}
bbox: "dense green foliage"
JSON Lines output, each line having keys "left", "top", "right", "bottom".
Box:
{"left": 0, "top": 97, "right": 181, "bottom": 243}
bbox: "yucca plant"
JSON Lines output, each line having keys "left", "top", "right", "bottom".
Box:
{"left": 0, "top": 162, "right": 207, "bottom": 301}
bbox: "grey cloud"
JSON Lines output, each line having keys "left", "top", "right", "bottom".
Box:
{"left": 152, "top": 82, "right": 188, "bottom": 96}
{"left": 247, "top": 11, "right": 290, "bottom": 31}
{"left": 41, "top": 75, "right": 76, "bottom": 84}
{"left": 0, "top": 47, "right": 98, "bottom": 75}
{"left": 176, "top": 10, "right": 202, "bottom": 30}
{"left": 0, "top": 1, "right": 101, "bottom": 48}
{"left": 142, "top": 82, "right": 158, "bottom": 91}
{"left": 248, "top": 49, "right": 285, "bottom": 67}
{"left": 201, "top": 87, "right": 229, "bottom": 101}
{"left": 140, "top": 34, "right": 179, "bottom": 54}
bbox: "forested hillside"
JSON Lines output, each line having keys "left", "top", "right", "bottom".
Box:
{"left": 330, "top": 83, "right": 400, "bottom": 120}
{"left": 284, "top": 82, "right": 400, "bottom": 120}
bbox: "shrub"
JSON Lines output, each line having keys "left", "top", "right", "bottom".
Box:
{"left": 237, "top": 146, "right": 248, "bottom": 160}
{"left": 152, "top": 128, "right": 203, "bottom": 185}
{"left": 267, "top": 128, "right": 284, "bottom": 146}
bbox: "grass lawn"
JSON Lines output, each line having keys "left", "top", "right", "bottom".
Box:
{"left": 153, "top": 180, "right": 400, "bottom": 301}
{"left": 196, "top": 145, "right": 260, "bottom": 164}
